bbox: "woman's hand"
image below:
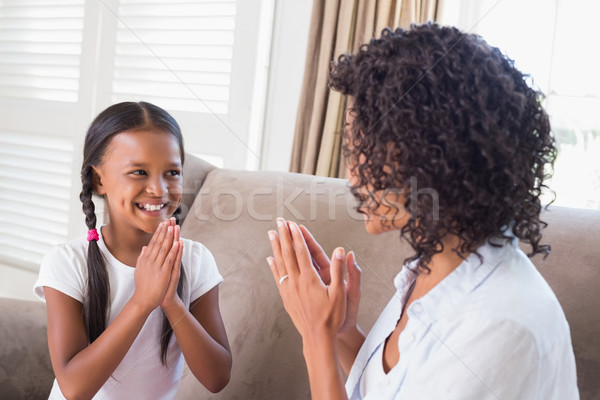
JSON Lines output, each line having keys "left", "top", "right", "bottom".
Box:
{"left": 298, "top": 224, "right": 362, "bottom": 335}
{"left": 268, "top": 218, "right": 351, "bottom": 399}
{"left": 267, "top": 218, "right": 347, "bottom": 341}
{"left": 132, "top": 218, "right": 180, "bottom": 313}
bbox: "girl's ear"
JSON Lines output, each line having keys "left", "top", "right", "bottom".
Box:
{"left": 91, "top": 166, "right": 105, "bottom": 196}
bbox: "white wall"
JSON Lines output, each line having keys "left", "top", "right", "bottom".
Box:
{"left": 0, "top": 263, "right": 37, "bottom": 301}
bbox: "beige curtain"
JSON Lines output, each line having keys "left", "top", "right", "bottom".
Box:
{"left": 290, "top": 0, "right": 444, "bottom": 177}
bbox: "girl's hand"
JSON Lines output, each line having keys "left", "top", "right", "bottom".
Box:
{"left": 160, "top": 221, "right": 184, "bottom": 312}
{"left": 132, "top": 219, "right": 179, "bottom": 313}
{"left": 298, "top": 224, "right": 362, "bottom": 335}
{"left": 267, "top": 218, "right": 347, "bottom": 341}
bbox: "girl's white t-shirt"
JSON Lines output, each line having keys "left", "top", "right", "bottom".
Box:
{"left": 33, "top": 229, "right": 223, "bottom": 400}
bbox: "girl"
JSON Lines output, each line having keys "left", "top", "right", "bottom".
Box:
{"left": 267, "top": 24, "right": 578, "bottom": 399}
{"left": 34, "top": 102, "right": 231, "bottom": 399}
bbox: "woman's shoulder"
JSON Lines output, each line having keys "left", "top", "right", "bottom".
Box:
{"left": 461, "top": 242, "right": 571, "bottom": 354}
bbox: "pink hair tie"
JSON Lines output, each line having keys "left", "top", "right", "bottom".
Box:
{"left": 87, "top": 228, "right": 99, "bottom": 242}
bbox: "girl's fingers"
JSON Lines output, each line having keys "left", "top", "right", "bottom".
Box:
{"left": 161, "top": 239, "right": 179, "bottom": 272}
{"left": 174, "top": 223, "right": 180, "bottom": 242}
{"left": 147, "top": 222, "right": 165, "bottom": 257}
{"left": 174, "top": 239, "right": 183, "bottom": 271}
{"left": 156, "top": 226, "right": 175, "bottom": 266}
{"left": 169, "top": 242, "right": 183, "bottom": 291}
{"left": 150, "top": 221, "right": 170, "bottom": 259}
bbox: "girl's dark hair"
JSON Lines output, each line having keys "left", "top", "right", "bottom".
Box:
{"left": 80, "top": 101, "right": 186, "bottom": 364}
{"left": 329, "top": 23, "right": 557, "bottom": 271}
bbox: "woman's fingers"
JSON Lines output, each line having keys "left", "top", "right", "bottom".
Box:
{"left": 299, "top": 224, "right": 330, "bottom": 269}
{"left": 268, "top": 230, "right": 287, "bottom": 279}
{"left": 266, "top": 256, "right": 281, "bottom": 289}
{"left": 345, "top": 251, "right": 362, "bottom": 314}
{"left": 346, "top": 251, "right": 361, "bottom": 291}
{"left": 330, "top": 247, "right": 345, "bottom": 289}
{"left": 276, "top": 218, "right": 300, "bottom": 277}
{"left": 288, "top": 222, "right": 314, "bottom": 276}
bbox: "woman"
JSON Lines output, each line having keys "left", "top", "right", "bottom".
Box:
{"left": 266, "top": 24, "right": 578, "bottom": 399}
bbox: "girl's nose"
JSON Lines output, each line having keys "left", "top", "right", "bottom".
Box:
{"left": 146, "top": 176, "right": 167, "bottom": 196}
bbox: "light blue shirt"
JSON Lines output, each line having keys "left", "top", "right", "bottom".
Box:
{"left": 346, "top": 237, "right": 579, "bottom": 400}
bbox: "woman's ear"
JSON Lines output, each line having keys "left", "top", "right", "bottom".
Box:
{"left": 91, "top": 166, "right": 105, "bottom": 196}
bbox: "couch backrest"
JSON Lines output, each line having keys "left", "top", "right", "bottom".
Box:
{"left": 177, "top": 158, "right": 600, "bottom": 399}
{"left": 523, "top": 207, "right": 600, "bottom": 399}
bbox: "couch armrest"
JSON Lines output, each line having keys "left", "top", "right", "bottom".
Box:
{"left": 0, "top": 297, "right": 53, "bottom": 399}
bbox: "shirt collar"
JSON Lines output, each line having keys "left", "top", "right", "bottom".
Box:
{"left": 393, "top": 234, "right": 518, "bottom": 321}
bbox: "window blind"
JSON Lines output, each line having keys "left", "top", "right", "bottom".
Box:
{"left": 111, "top": 0, "right": 237, "bottom": 114}
{"left": 0, "top": 132, "right": 74, "bottom": 271}
{"left": 0, "top": 0, "right": 84, "bottom": 102}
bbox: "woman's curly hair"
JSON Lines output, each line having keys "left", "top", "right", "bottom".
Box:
{"left": 329, "top": 23, "right": 557, "bottom": 271}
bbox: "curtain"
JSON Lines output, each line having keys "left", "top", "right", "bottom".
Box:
{"left": 290, "top": 0, "right": 444, "bottom": 177}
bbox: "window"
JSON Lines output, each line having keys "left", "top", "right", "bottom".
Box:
{"left": 0, "top": 0, "right": 272, "bottom": 271}
{"left": 445, "top": 0, "right": 600, "bottom": 209}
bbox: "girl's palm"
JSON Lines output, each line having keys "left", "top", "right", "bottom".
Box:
{"left": 133, "top": 220, "right": 179, "bottom": 312}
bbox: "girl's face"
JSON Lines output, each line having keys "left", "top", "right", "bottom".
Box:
{"left": 93, "top": 128, "right": 183, "bottom": 234}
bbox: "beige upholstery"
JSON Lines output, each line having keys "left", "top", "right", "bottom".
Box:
{"left": 1, "top": 154, "right": 598, "bottom": 399}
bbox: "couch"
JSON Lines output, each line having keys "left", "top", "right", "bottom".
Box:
{"left": 1, "top": 154, "right": 599, "bottom": 400}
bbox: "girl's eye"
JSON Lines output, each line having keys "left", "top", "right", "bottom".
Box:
{"left": 131, "top": 170, "right": 147, "bottom": 176}
{"left": 167, "top": 170, "right": 181, "bottom": 177}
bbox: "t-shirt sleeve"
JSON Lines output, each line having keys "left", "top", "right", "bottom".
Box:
{"left": 186, "top": 240, "right": 223, "bottom": 303}
{"left": 33, "top": 242, "right": 87, "bottom": 303}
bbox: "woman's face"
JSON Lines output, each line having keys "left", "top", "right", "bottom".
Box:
{"left": 344, "top": 108, "right": 410, "bottom": 235}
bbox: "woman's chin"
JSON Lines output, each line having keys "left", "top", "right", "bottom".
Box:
{"left": 363, "top": 219, "right": 384, "bottom": 235}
